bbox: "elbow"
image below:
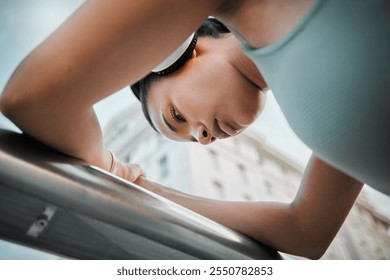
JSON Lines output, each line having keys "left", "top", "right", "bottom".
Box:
{"left": 303, "top": 246, "right": 327, "bottom": 260}
{"left": 0, "top": 80, "right": 41, "bottom": 126}
{"left": 1, "top": 90, "right": 19, "bottom": 118}
{"left": 280, "top": 240, "right": 328, "bottom": 260}
{"left": 307, "top": 235, "right": 334, "bottom": 259}
{"left": 289, "top": 236, "right": 331, "bottom": 260}
{"left": 0, "top": 88, "right": 21, "bottom": 121}
{"left": 287, "top": 202, "right": 333, "bottom": 260}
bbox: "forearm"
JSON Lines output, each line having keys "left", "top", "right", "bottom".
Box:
{"left": 135, "top": 156, "right": 363, "bottom": 260}
{"left": 0, "top": 71, "right": 109, "bottom": 169}
{"left": 135, "top": 177, "right": 305, "bottom": 257}
{"left": 0, "top": 0, "right": 222, "bottom": 168}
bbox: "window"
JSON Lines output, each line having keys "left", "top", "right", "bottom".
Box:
{"left": 124, "top": 153, "right": 131, "bottom": 164}
{"left": 238, "top": 164, "right": 248, "bottom": 184}
{"left": 159, "top": 155, "right": 169, "bottom": 179}
{"left": 209, "top": 149, "right": 219, "bottom": 170}
{"left": 213, "top": 180, "right": 224, "bottom": 199}
{"left": 233, "top": 138, "right": 240, "bottom": 153}
{"left": 157, "top": 134, "right": 165, "bottom": 144}
{"left": 256, "top": 148, "right": 264, "bottom": 165}
{"left": 264, "top": 180, "right": 273, "bottom": 195}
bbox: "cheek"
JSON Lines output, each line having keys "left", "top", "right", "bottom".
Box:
{"left": 173, "top": 82, "right": 216, "bottom": 118}
{"left": 171, "top": 62, "right": 262, "bottom": 123}
{"left": 176, "top": 93, "right": 213, "bottom": 122}
{"left": 221, "top": 81, "right": 262, "bottom": 125}
{"left": 233, "top": 97, "right": 261, "bottom": 126}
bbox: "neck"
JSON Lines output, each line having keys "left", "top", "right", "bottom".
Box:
{"left": 223, "top": 35, "right": 268, "bottom": 91}
{"left": 213, "top": 0, "right": 263, "bottom": 45}
{"left": 214, "top": 0, "right": 314, "bottom": 48}
{"left": 197, "top": 31, "right": 268, "bottom": 91}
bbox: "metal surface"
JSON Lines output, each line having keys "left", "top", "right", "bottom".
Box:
{"left": 0, "top": 128, "right": 282, "bottom": 259}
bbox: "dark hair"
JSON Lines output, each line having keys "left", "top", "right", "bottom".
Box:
{"left": 130, "top": 18, "right": 230, "bottom": 132}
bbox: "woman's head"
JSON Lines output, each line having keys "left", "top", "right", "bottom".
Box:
{"left": 131, "top": 18, "right": 267, "bottom": 144}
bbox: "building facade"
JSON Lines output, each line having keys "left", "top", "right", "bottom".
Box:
{"left": 103, "top": 104, "right": 390, "bottom": 259}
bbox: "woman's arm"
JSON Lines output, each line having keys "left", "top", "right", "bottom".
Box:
{"left": 0, "top": 0, "right": 218, "bottom": 175}
{"left": 135, "top": 154, "right": 363, "bottom": 259}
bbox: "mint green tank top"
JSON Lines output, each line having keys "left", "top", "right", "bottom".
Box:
{"left": 243, "top": 0, "right": 390, "bottom": 195}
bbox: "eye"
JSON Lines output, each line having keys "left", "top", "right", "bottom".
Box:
{"left": 170, "top": 106, "right": 186, "bottom": 123}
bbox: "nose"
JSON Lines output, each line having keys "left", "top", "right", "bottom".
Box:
{"left": 194, "top": 125, "right": 216, "bottom": 145}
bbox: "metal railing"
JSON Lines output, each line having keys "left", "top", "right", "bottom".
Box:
{"left": 0, "top": 128, "right": 281, "bottom": 259}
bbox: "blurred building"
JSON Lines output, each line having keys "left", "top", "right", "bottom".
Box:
{"left": 103, "top": 104, "right": 390, "bottom": 259}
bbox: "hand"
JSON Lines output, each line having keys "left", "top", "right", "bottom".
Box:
{"left": 134, "top": 176, "right": 165, "bottom": 195}
{"left": 134, "top": 176, "right": 188, "bottom": 199}
{"left": 116, "top": 162, "right": 146, "bottom": 183}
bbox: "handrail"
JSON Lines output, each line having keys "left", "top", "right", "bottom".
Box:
{"left": 0, "top": 128, "right": 282, "bottom": 259}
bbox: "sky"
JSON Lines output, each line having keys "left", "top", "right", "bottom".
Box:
{"left": 0, "top": 0, "right": 389, "bottom": 257}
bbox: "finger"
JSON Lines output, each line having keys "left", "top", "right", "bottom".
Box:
{"left": 126, "top": 164, "right": 145, "bottom": 182}
{"left": 136, "top": 165, "right": 147, "bottom": 178}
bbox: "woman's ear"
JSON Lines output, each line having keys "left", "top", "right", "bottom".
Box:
{"left": 192, "top": 49, "right": 198, "bottom": 58}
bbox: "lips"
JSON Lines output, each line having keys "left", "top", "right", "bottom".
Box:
{"left": 213, "top": 119, "right": 233, "bottom": 139}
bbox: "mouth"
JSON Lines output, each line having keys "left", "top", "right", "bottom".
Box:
{"left": 213, "top": 119, "right": 238, "bottom": 139}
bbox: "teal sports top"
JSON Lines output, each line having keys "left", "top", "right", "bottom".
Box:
{"left": 243, "top": 0, "right": 390, "bottom": 195}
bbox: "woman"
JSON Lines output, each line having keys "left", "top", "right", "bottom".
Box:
{"left": 130, "top": 18, "right": 268, "bottom": 145}
{"left": 0, "top": 0, "right": 389, "bottom": 259}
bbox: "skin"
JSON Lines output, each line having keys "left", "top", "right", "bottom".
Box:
{"left": 0, "top": 0, "right": 364, "bottom": 258}
{"left": 135, "top": 157, "right": 362, "bottom": 258}
{"left": 148, "top": 34, "right": 267, "bottom": 144}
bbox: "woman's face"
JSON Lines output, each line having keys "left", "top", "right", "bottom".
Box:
{"left": 146, "top": 35, "right": 267, "bottom": 144}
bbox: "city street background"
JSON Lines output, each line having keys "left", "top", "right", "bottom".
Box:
{"left": 1, "top": 0, "right": 389, "bottom": 259}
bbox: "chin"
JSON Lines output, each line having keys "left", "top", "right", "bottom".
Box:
{"left": 244, "top": 106, "right": 262, "bottom": 126}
